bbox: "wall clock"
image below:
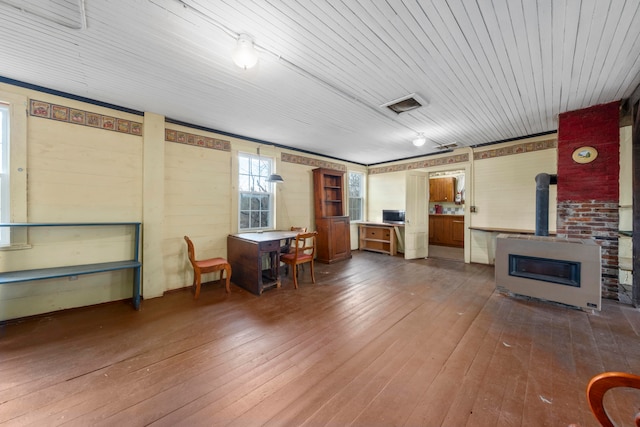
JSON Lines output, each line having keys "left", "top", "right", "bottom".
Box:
{"left": 572, "top": 146, "right": 598, "bottom": 164}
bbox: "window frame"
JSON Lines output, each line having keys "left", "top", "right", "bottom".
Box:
{"left": 348, "top": 171, "right": 364, "bottom": 222}
{"left": 237, "top": 151, "right": 275, "bottom": 231}
{"left": 0, "top": 103, "right": 9, "bottom": 244}
{"left": 0, "top": 91, "right": 28, "bottom": 248}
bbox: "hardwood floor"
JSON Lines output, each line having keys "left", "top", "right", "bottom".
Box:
{"left": 428, "top": 244, "right": 464, "bottom": 261}
{"left": 1, "top": 251, "right": 639, "bottom": 426}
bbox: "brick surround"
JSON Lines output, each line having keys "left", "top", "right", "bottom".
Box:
{"left": 556, "top": 201, "right": 619, "bottom": 299}
{"left": 556, "top": 101, "right": 620, "bottom": 299}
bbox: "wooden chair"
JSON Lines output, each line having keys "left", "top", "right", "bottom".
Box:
{"left": 184, "top": 236, "right": 231, "bottom": 299}
{"left": 587, "top": 371, "right": 640, "bottom": 427}
{"left": 281, "top": 227, "right": 307, "bottom": 274}
{"left": 280, "top": 231, "right": 317, "bottom": 289}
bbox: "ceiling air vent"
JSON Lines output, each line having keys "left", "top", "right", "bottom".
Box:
{"left": 436, "top": 143, "right": 458, "bottom": 150}
{"left": 380, "top": 93, "right": 427, "bottom": 114}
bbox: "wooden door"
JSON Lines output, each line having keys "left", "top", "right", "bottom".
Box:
{"left": 405, "top": 171, "right": 429, "bottom": 259}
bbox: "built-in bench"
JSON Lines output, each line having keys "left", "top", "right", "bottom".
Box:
{"left": 0, "top": 222, "right": 142, "bottom": 310}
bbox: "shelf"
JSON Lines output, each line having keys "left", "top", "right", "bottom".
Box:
{"left": 359, "top": 224, "right": 396, "bottom": 256}
{"left": 0, "top": 222, "right": 142, "bottom": 310}
{"left": 362, "top": 238, "right": 390, "bottom": 243}
{"left": 0, "top": 261, "right": 142, "bottom": 284}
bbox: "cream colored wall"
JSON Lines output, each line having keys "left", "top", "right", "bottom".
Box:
{"left": 274, "top": 151, "right": 315, "bottom": 232}
{"left": 619, "top": 126, "right": 632, "bottom": 287}
{"left": 163, "top": 124, "right": 232, "bottom": 292}
{"left": 367, "top": 171, "right": 406, "bottom": 223}
{"left": 471, "top": 149, "right": 557, "bottom": 230}
{"left": 470, "top": 140, "right": 557, "bottom": 264}
{"left": 0, "top": 77, "right": 366, "bottom": 322}
{"left": 0, "top": 87, "right": 143, "bottom": 320}
{"left": 364, "top": 137, "right": 557, "bottom": 265}
{"left": 619, "top": 126, "right": 632, "bottom": 231}
{"left": 0, "top": 80, "right": 612, "bottom": 320}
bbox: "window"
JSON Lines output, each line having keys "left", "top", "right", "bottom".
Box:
{"left": 0, "top": 104, "right": 8, "bottom": 244}
{"left": 0, "top": 91, "right": 27, "bottom": 248}
{"left": 348, "top": 171, "right": 364, "bottom": 222}
{"left": 238, "top": 152, "right": 274, "bottom": 230}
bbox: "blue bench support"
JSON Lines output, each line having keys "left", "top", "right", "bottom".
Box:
{"left": 0, "top": 223, "right": 142, "bottom": 310}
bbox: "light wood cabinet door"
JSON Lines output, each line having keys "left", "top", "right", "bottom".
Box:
{"left": 452, "top": 218, "right": 465, "bottom": 246}
{"left": 429, "top": 215, "right": 464, "bottom": 248}
{"left": 429, "top": 177, "right": 456, "bottom": 202}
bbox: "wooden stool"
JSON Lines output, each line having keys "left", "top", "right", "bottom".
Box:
{"left": 184, "top": 236, "right": 232, "bottom": 299}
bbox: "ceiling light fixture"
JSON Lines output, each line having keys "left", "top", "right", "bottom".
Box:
{"left": 412, "top": 133, "right": 427, "bottom": 147}
{"left": 179, "top": 2, "right": 425, "bottom": 135}
{"left": 232, "top": 34, "right": 259, "bottom": 69}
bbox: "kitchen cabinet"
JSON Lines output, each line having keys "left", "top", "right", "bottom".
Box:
{"left": 429, "top": 215, "right": 464, "bottom": 247}
{"left": 359, "top": 224, "right": 396, "bottom": 256}
{"left": 313, "top": 168, "right": 351, "bottom": 263}
{"left": 452, "top": 217, "right": 465, "bottom": 246}
{"left": 429, "top": 177, "right": 456, "bottom": 202}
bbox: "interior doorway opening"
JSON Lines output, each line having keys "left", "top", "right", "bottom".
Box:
{"left": 428, "top": 169, "right": 465, "bottom": 261}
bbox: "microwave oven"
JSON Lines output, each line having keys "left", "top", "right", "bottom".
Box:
{"left": 382, "top": 210, "right": 405, "bottom": 224}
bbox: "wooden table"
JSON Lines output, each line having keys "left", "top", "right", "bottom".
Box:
{"left": 227, "top": 231, "right": 299, "bottom": 295}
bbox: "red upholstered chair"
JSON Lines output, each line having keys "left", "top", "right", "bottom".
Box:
{"left": 587, "top": 371, "right": 640, "bottom": 427}
{"left": 184, "top": 236, "right": 231, "bottom": 299}
{"left": 280, "top": 231, "right": 317, "bottom": 289}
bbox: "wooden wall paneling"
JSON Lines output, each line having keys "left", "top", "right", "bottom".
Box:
{"left": 0, "top": 101, "right": 144, "bottom": 319}
{"left": 472, "top": 148, "right": 557, "bottom": 231}
{"left": 28, "top": 119, "right": 142, "bottom": 221}
{"left": 163, "top": 135, "right": 231, "bottom": 291}
{"left": 366, "top": 172, "right": 406, "bottom": 223}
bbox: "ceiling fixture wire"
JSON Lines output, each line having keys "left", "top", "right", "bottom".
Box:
{"left": 176, "top": 0, "right": 421, "bottom": 136}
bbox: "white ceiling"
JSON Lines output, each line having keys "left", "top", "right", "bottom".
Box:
{"left": 1, "top": 0, "right": 639, "bottom": 165}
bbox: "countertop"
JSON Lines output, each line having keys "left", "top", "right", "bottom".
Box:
{"left": 468, "top": 226, "right": 556, "bottom": 235}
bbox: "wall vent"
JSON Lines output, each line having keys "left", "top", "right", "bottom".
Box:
{"left": 380, "top": 93, "right": 427, "bottom": 114}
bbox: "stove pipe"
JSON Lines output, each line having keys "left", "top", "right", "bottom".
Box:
{"left": 535, "top": 173, "right": 558, "bottom": 236}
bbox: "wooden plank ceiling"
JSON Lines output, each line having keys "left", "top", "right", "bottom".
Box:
{"left": 0, "top": 0, "right": 639, "bottom": 164}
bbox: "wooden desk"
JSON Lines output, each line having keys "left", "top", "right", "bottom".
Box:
{"left": 227, "top": 231, "right": 298, "bottom": 295}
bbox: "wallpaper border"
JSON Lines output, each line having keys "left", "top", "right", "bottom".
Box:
{"left": 29, "top": 100, "right": 143, "bottom": 136}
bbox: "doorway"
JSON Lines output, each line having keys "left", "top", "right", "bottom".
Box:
{"left": 428, "top": 169, "right": 465, "bottom": 261}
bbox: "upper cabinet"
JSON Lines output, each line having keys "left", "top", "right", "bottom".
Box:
{"left": 313, "top": 168, "right": 345, "bottom": 217}
{"left": 429, "top": 177, "right": 456, "bottom": 202}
